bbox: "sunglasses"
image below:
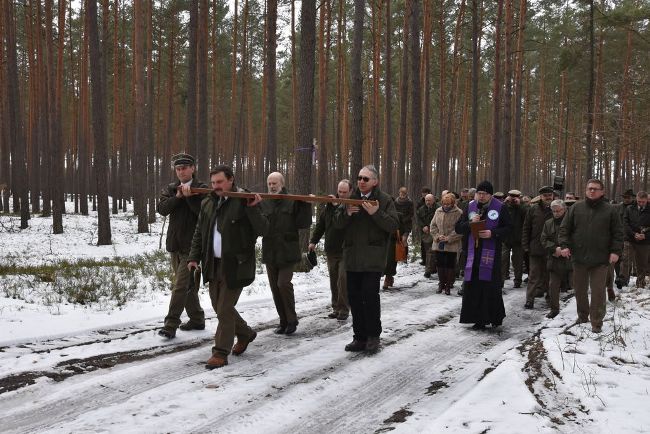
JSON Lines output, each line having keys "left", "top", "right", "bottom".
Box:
{"left": 357, "top": 176, "right": 372, "bottom": 182}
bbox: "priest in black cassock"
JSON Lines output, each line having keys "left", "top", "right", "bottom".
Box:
{"left": 455, "top": 181, "right": 512, "bottom": 330}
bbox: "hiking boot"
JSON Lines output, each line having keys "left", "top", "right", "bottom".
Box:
{"left": 205, "top": 354, "right": 228, "bottom": 369}
{"left": 158, "top": 328, "right": 176, "bottom": 339}
{"left": 345, "top": 339, "right": 367, "bottom": 352}
{"left": 179, "top": 321, "right": 205, "bottom": 331}
{"left": 546, "top": 311, "right": 559, "bottom": 319}
{"left": 524, "top": 301, "right": 534, "bottom": 309}
{"left": 337, "top": 313, "right": 349, "bottom": 321}
{"left": 274, "top": 325, "right": 287, "bottom": 334}
{"left": 444, "top": 287, "right": 451, "bottom": 295}
{"left": 592, "top": 326, "right": 602, "bottom": 334}
{"left": 607, "top": 288, "right": 616, "bottom": 302}
{"left": 424, "top": 272, "right": 432, "bottom": 278}
{"left": 513, "top": 281, "right": 522, "bottom": 289}
{"left": 574, "top": 317, "right": 589, "bottom": 325}
{"left": 471, "top": 323, "right": 486, "bottom": 330}
{"left": 382, "top": 276, "right": 394, "bottom": 289}
{"left": 436, "top": 285, "right": 444, "bottom": 294}
{"left": 327, "top": 312, "right": 339, "bottom": 319}
{"left": 232, "top": 330, "right": 257, "bottom": 356}
{"left": 365, "top": 337, "right": 380, "bottom": 354}
{"left": 285, "top": 323, "right": 298, "bottom": 335}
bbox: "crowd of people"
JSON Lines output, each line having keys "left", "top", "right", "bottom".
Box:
{"left": 157, "top": 152, "right": 644, "bottom": 369}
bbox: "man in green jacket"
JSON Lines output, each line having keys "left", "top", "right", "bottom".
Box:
{"left": 559, "top": 179, "right": 624, "bottom": 333}
{"left": 260, "top": 172, "right": 312, "bottom": 335}
{"left": 309, "top": 179, "right": 353, "bottom": 320}
{"left": 156, "top": 153, "right": 207, "bottom": 339}
{"left": 188, "top": 165, "right": 269, "bottom": 369}
{"left": 523, "top": 186, "right": 554, "bottom": 309}
{"left": 334, "top": 165, "right": 399, "bottom": 354}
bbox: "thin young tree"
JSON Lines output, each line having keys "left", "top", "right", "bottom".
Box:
{"left": 409, "top": 0, "right": 422, "bottom": 198}
{"left": 133, "top": 0, "right": 148, "bottom": 233}
{"left": 265, "top": 0, "right": 278, "bottom": 173}
{"left": 383, "top": 0, "right": 393, "bottom": 193}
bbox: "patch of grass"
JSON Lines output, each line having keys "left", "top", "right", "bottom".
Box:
{"left": 0, "top": 251, "right": 171, "bottom": 307}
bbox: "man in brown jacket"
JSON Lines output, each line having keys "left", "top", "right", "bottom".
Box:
{"left": 156, "top": 153, "right": 207, "bottom": 339}
{"left": 559, "top": 179, "right": 624, "bottom": 333}
{"left": 523, "top": 186, "right": 554, "bottom": 309}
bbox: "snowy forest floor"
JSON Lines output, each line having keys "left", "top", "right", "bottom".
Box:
{"left": 1, "top": 205, "right": 649, "bottom": 433}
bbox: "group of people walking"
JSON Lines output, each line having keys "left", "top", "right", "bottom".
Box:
{"left": 157, "top": 152, "right": 641, "bottom": 369}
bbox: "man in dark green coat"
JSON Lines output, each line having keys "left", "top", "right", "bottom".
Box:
{"left": 309, "top": 179, "right": 353, "bottom": 320}
{"left": 559, "top": 179, "right": 624, "bottom": 333}
{"left": 334, "top": 165, "right": 399, "bottom": 354}
{"left": 188, "top": 165, "right": 269, "bottom": 369}
{"left": 156, "top": 153, "right": 207, "bottom": 339}
{"left": 502, "top": 190, "right": 526, "bottom": 288}
{"left": 416, "top": 194, "right": 438, "bottom": 277}
{"left": 260, "top": 172, "right": 312, "bottom": 335}
{"left": 540, "top": 200, "right": 572, "bottom": 318}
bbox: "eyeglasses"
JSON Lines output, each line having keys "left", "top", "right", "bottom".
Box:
{"left": 586, "top": 187, "right": 603, "bottom": 191}
{"left": 357, "top": 176, "right": 372, "bottom": 182}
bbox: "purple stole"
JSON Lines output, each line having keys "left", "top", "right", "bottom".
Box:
{"left": 464, "top": 198, "right": 503, "bottom": 282}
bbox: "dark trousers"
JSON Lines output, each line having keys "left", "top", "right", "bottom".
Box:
{"left": 347, "top": 271, "right": 382, "bottom": 340}
{"left": 164, "top": 252, "right": 205, "bottom": 329}
{"left": 501, "top": 244, "right": 523, "bottom": 284}
{"left": 266, "top": 264, "right": 298, "bottom": 327}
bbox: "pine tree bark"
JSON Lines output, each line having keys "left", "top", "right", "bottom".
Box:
{"left": 583, "top": 0, "right": 595, "bottom": 180}
{"left": 469, "top": 0, "right": 481, "bottom": 187}
{"left": 196, "top": 0, "right": 209, "bottom": 174}
{"left": 383, "top": 0, "right": 393, "bottom": 193}
{"left": 409, "top": 0, "right": 422, "bottom": 197}
{"left": 265, "top": 0, "right": 278, "bottom": 173}
{"left": 349, "top": 0, "right": 364, "bottom": 178}
{"left": 491, "top": 0, "right": 503, "bottom": 188}
{"left": 397, "top": 4, "right": 409, "bottom": 189}
{"left": 187, "top": 0, "right": 198, "bottom": 159}
{"left": 88, "top": 0, "right": 112, "bottom": 243}
{"left": 3, "top": 0, "right": 31, "bottom": 227}
{"left": 133, "top": 0, "right": 148, "bottom": 233}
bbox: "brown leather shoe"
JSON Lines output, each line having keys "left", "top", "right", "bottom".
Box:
{"left": 232, "top": 330, "right": 257, "bottom": 356}
{"left": 382, "top": 275, "right": 393, "bottom": 288}
{"left": 205, "top": 355, "right": 228, "bottom": 369}
{"left": 344, "top": 339, "right": 367, "bottom": 352}
{"left": 327, "top": 312, "right": 339, "bottom": 319}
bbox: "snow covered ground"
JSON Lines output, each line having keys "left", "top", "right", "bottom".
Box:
{"left": 1, "top": 204, "right": 650, "bottom": 433}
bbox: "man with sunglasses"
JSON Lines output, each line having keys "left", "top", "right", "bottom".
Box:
{"left": 334, "top": 165, "right": 399, "bottom": 354}
{"left": 559, "top": 179, "right": 624, "bottom": 333}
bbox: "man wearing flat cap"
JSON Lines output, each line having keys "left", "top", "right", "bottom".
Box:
{"left": 502, "top": 190, "right": 525, "bottom": 288}
{"left": 455, "top": 180, "right": 512, "bottom": 330}
{"left": 522, "top": 185, "right": 554, "bottom": 309}
{"left": 156, "top": 153, "right": 208, "bottom": 338}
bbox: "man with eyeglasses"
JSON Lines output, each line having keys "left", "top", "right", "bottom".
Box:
{"left": 334, "top": 165, "right": 399, "bottom": 354}
{"left": 559, "top": 179, "right": 624, "bottom": 333}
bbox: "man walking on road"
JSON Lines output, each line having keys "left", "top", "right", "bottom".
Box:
{"left": 188, "top": 165, "right": 268, "bottom": 369}
{"left": 334, "top": 165, "right": 399, "bottom": 353}
{"left": 559, "top": 179, "right": 624, "bottom": 333}
{"left": 309, "top": 179, "right": 353, "bottom": 320}
{"left": 156, "top": 153, "right": 207, "bottom": 339}
{"left": 260, "top": 172, "right": 312, "bottom": 335}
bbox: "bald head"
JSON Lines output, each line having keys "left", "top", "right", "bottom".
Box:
{"left": 267, "top": 172, "right": 285, "bottom": 194}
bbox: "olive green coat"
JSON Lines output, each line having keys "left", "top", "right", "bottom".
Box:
{"left": 540, "top": 216, "right": 572, "bottom": 272}
{"left": 157, "top": 178, "right": 208, "bottom": 253}
{"left": 188, "top": 187, "right": 269, "bottom": 288}
{"left": 259, "top": 187, "right": 313, "bottom": 267}
{"left": 333, "top": 186, "right": 400, "bottom": 273}
{"left": 558, "top": 198, "right": 624, "bottom": 267}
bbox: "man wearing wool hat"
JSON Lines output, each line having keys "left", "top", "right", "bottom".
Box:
{"left": 455, "top": 181, "right": 512, "bottom": 330}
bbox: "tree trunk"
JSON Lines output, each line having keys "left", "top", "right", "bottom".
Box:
{"left": 349, "top": 0, "right": 364, "bottom": 178}
{"left": 583, "top": 0, "right": 595, "bottom": 180}
{"left": 470, "top": 0, "right": 481, "bottom": 187}
{"left": 88, "top": 0, "right": 112, "bottom": 243}
{"left": 187, "top": 0, "right": 198, "bottom": 159}
{"left": 409, "top": 0, "right": 422, "bottom": 198}
{"left": 265, "top": 0, "right": 278, "bottom": 174}
{"left": 397, "top": 4, "right": 409, "bottom": 189}
{"left": 491, "top": 0, "right": 503, "bottom": 187}
{"left": 133, "top": 0, "right": 148, "bottom": 233}
{"left": 513, "top": 0, "right": 526, "bottom": 189}
{"left": 502, "top": 0, "right": 512, "bottom": 189}
{"left": 3, "top": 0, "right": 31, "bottom": 227}
{"left": 196, "top": 0, "right": 209, "bottom": 175}
{"left": 383, "top": 0, "right": 393, "bottom": 193}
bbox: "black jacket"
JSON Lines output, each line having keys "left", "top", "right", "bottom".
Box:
{"left": 188, "top": 187, "right": 269, "bottom": 288}
{"left": 310, "top": 202, "right": 345, "bottom": 254}
{"left": 624, "top": 205, "right": 650, "bottom": 245}
{"left": 260, "top": 187, "right": 313, "bottom": 266}
{"left": 157, "top": 178, "right": 208, "bottom": 253}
